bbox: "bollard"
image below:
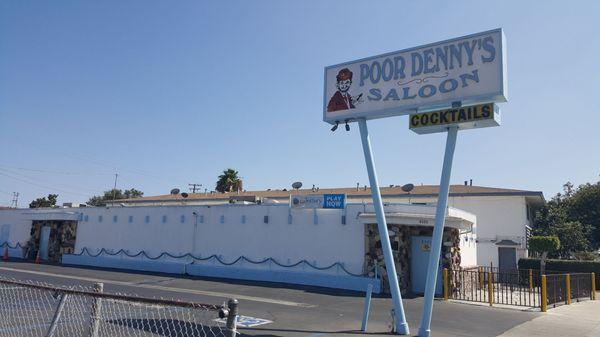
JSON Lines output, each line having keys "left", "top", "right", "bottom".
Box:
{"left": 89, "top": 283, "right": 103, "bottom": 337}
{"left": 361, "top": 283, "right": 373, "bottom": 332}
{"left": 487, "top": 271, "right": 493, "bottom": 306}
{"left": 443, "top": 268, "right": 448, "bottom": 300}
{"left": 541, "top": 275, "right": 547, "bottom": 312}
{"left": 529, "top": 269, "right": 533, "bottom": 290}
{"left": 565, "top": 274, "right": 571, "bottom": 305}
{"left": 592, "top": 273, "right": 596, "bottom": 301}
{"left": 479, "top": 267, "right": 484, "bottom": 290}
{"left": 226, "top": 298, "right": 238, "bottom": 337}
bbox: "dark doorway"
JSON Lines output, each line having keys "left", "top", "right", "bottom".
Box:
{"left": 498, "top": 247, "right": 517, "bottom": 271}
{"left": 27, "top": 220, "right": 78, "bottom": 262}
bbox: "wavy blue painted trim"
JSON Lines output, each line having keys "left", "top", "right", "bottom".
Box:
{"left": 72, "top": 247, "right": 371, "bottom": 278}
{"left": 0, "top": 242, "right": 24, "bottom": 249}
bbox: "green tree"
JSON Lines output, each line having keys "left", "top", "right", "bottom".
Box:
{"left": 87, "top": 188, "right": 144, "bottom": 206}
{"left": 529, "top": 236, "right": 560, "bottom": 275}
{"left": 533, "top": 183, "right": 571, "bottom": 234}
{"left": 29, "top": 194, "right": 58, "bottom": 208}
{"left": 547, "top": 221, "right": 591, "bottom": 258}
{"left": 123, "top": 188, "right": 144, "bottom": 199}
{"left": 534, "top": 180, "right": 600, "bottom": 250}
{"left": 566, "top": 182, "right": 600, "bottom": 249}
{"left": 215, "top": 169, "right": 243, "bottom": 193}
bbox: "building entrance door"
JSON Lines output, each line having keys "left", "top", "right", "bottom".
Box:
{"left": 410, "top": 236, "right": 442, "bottom": 295}
{"left": 498, "top": 247, "right": 517, "bottom": 271}
{"left": 38, "top": 226, "right": 51, "bottom": 260}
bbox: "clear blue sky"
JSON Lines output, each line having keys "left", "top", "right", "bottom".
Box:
{"left": 1, "top": 1, "right": 599, "bottom": 206}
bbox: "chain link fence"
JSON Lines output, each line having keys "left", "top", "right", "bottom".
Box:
{"left": 0, "top": 277, "right": 238, "bottom": 337}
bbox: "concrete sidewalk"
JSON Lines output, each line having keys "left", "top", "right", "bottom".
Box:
{"left": 498, "top": 299, "right": 600, "bottom": 337}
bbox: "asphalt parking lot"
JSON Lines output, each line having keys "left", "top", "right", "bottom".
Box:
{"left": 0, "top": 260, "right": 539, "bottom": 337}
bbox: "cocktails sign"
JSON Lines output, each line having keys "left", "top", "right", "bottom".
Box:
{"left": 409, "top": 103, "right": 501, "bottom": 134}
{"left": 323, "top": 29, "right": 506, "bottom": 124}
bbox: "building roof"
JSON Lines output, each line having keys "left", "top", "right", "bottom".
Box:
{"left": 112, "top": 185, "right": 545, "bottom": 205}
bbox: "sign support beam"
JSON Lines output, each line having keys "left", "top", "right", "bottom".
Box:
{"left": 418, "top": 125, "right": 459, "bottom": 337}
{"left": 358, "top": 118, "right": 409, "bottom": 335}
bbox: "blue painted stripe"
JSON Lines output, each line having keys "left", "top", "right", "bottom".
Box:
{"left": 61, "top": 255, "right": 380, "bottom": 294}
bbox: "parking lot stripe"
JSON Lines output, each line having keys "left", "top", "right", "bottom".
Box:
{"left": 0, "top": 266, "right": 315, "bottom": 308}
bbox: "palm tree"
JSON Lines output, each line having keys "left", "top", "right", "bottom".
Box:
{"left": 216, "top": 169, "right": 243, "bottom": 193}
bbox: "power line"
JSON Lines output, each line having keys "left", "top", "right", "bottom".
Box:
{"left": 0, "top": 189, "right": 13, "bottom": 195}
{"left": 0, "top": 167, "right": 100, "bottom": 194}
{"left": 0, "top": 171, "right": 91, "bottom": 198}
{"left": 0, "top": 164, "right": 112, "bottom": 176}
{"left": 17, "top": 144, "right": 183, "bottom": 184}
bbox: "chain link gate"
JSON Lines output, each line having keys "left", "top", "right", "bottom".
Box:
{"left": 0, "top": 276, "right": 238, "bottom": 337}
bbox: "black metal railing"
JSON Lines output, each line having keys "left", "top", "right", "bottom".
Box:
{"left": 446, "top": 268, "right": 596, "bottom": 310}
{"left": 546, "top": 273, "right": 592, "bottom": 308}
{"left": 447, "top": 268, "right": 541, "bottom": 307}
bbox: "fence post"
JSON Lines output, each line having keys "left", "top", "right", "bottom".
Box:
{"left": 89, "top": 282, "right": 103, "bottom": 337}
{"left": 46, "top": 293, "right": 69, "bottom": 337}
{"left": 443, "top": 268, "right": 448, "bottom": 300}
{"left": 541, "top": 275, "right": 547, "bottom": 312}
{"left": 479, "top": 267, "right": 483, "bottom": 289}
{"left": 565, "top": 274, "right": 571, "bottom": 305}
{"left": 529, "top": 269, "right": 533, "bottom": 290}
{"left": 487, "top": 271, "right": 493, "bottom": 306}
{"left": 226, "top": 298, "right": 238, "bottom": 337}
{"left": 361, "top": 283, "right": 373, "bottom": 332}
{"left": 592, "top": 273, "right": 596, "bottom": 300}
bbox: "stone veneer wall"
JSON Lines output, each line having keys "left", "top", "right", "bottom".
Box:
{"left": 364, "top": 224, "right": 461, "bottom": 294}
{"left": 26, "top": 220, "right": 78, "bottom": 262}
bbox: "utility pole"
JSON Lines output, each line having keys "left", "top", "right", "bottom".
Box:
{"left": 112, "top": 173, "right": 119, "bottom": 201}
{"left": 188, "top": 183, "right": 202, "bottom": 194}
{"left": 10, "top": 192, "right": 19, "bottom": 208}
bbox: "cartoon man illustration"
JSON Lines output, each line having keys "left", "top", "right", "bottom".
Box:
{"left": 327, "top": 68, "right": 361, "bottom": 112}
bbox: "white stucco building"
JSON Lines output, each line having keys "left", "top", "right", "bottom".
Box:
{"left": 0, "top": 184, "right": 543, "bottom": 293}
{"left": 106, "top": 184, "right": 544, "bottom": 270}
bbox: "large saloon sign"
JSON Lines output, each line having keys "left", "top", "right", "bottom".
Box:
{"left": 322, "top": 29, "right": 508, "bottom": 336}
{"left": 323, "top": 29, "right": 506, "bottom": 124}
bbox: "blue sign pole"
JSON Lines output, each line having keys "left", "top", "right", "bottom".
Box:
{"left": 358, "top": 118, "right": 409, "bottom": 335}
{"left": 418, "top": 125, "right": 459, "bottom": 337}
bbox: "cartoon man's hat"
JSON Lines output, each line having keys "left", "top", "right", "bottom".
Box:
{"left": 336, "top": 68, "right": 353, "bottom": 82}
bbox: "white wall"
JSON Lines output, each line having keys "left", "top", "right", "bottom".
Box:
{"left": 0, "top": 209, "right": 33, "bottom": 258}
{"left": 76, "top": 204, "right": 366, "bottom": 275}
{"left": 449, "top": 196, "right": 528, "bottom": 266}
{"left": 459, "top": 231, "right": 477, "bottom": 267}
{"left": 0, "top": 209, "right": 32, "bottom": 244}
{"left": 0, "top": 200, "right": 483, "bottom": 276}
